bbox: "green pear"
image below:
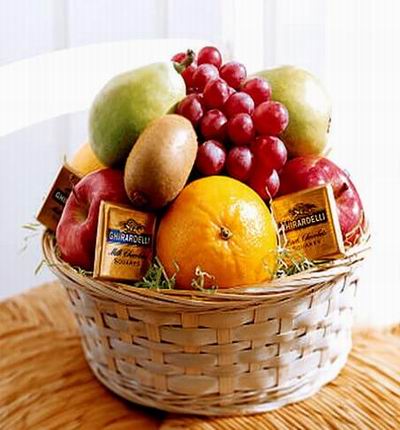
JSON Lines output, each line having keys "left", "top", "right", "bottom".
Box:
{"left": 89, "top": 62, "right": 186, "bottom": 166}
{"left": 255, "top": 66, "right": 331, "bottom": 157}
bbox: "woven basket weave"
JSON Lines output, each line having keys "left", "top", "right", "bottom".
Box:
{"left": 42, "top": 231, "right": 369, "bottom": 416}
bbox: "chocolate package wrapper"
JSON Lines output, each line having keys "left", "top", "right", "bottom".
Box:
{"left": 94, "top": 201, "right": 157, "bottom": 282}
{"left": 271, "top": 184, "right": 345, "bottom": 260}
{"left": 36, "top": 164, "right": 82, "bottom": 232}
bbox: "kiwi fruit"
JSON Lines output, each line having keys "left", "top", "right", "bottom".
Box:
{"left": 124, "top": 114, "right": 198, "bottom": 209}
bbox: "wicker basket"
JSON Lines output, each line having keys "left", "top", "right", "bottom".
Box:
{"left": 42, "top": 231, "right": 369, "bottom": 416}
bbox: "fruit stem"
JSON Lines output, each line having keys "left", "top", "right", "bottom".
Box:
{"left": 335, "top": 182, "right": 349, "bottom": 198}
{"left": 220, "top": 226, "right": 232, "bottom": 241}
{"left": 71, "top": 184, "right": 81, "bottom": 204}
{"left": 173, "top": 49, "right": 195, "bottom": 74}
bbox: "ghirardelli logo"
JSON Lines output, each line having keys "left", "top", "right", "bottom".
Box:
{"left": 52, "top": 188, "right": 70, "bottom": 206}
{"left": 280, "top": 203, "right": 327, "bottom": 232}
{"left": 107, "top": 218, "right": 151, "bottom": 247}
{"left": 288, "top": 203, "right": 318, "bottom": 219}
{"left": 119, "top": 218, "right": 145, "bottom": 234}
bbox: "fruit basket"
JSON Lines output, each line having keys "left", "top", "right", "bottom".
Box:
{"left": 43, "top": 231, "right": 369, "bottom": 415}
{"left": 36, "top": 45, "right": 371, "bottom": 416}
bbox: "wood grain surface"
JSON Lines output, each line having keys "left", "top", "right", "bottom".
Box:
{"left": 0, "top": 283, "right": 399, "bottom": 429}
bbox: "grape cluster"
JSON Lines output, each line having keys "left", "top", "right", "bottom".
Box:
{"left": 173, "top": 46, "right": 289, "bottom": 200}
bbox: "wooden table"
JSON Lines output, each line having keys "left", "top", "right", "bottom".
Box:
{"left": 1, "top": 283, "right": 399, "bottom": 429}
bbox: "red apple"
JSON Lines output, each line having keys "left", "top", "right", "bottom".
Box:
{"left": 279, "top": 156, "right": 365, "bottom": 245}
{"left": 56, "top": 168, "right": 129, "bottom": 270}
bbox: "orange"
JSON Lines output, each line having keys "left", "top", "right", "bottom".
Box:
{"left": 69, "top": 142, "right": 105, "bottom": 176}
{"left": 156, "top": 176, "right": 277, "bottom": 289}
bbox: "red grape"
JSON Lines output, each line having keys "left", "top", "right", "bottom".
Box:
{"left": 248, "top": 166, "right": 280, "bottom": 200}
{"left": 192, "top": 64, "right": 219, "bottom": 91}
{"left": 171, "top": 52, "right": 186, "bottom": 63}
{"left": 196, "top": 140, "right": 226, "bottom": 176}
{"left": 242, "top": 77, "right": 272, "bottom": 106}
{"left": 227, "top": 86, "right": 236, "bottom": 97}
{"left": 223, "top": 92, "right": 254, "bottom": 118}
{"left": 176, "top": 94, "right": 204, "bottom": 127}
{"left": 200, "top": 109, "right": 227, "bottom": 141}
{"left": 253, "top": 101, "right": 289, "bottom": 136}
{"left": 187, "top": 87, "right": 199, "bottom": 94}
{"left": 197, "top": 46, "right": 222, "bottom": 68}
{"left": 250, "top": 136, "right": 287, "bottom": 171}
{"left": 226, "top": 146, "right": 254, "bottom": 181}
{"left": 227, "top": 113, "right": 255, "bottom": 146}
{"left": 220, "top": 61, "right": 247, "bottom": 89}
{"left": 182, "top": 64, "right": 197, "bottom": 89}
{"left": 172, "top": 50, "right": 197, "bottom": 90}
{"left": 203, "top": 78, "right": 230, "bottom": 109}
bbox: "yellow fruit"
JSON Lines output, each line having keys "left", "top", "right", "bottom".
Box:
{"left": 157, "top": 176, "right": 277, "bottom": 289}
{"left": 69, "top": 142, "right": 105, "bottom": 176}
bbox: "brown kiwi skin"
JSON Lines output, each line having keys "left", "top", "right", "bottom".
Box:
{"left": 124, "top": 114, "right": 198, "bottom": 210}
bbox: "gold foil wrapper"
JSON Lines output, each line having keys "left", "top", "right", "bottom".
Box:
{"left": 94, "top": 201, "right": 156, "bottom": 282}
{"left": 36, "top": 164, "right": 82, "bottom": 232}
{"left": 271, "top": 185, "right": 345, "bottom": 260}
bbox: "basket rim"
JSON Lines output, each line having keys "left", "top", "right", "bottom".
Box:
{"left": 42, "top": 230, "right": 370, "bottom": 307}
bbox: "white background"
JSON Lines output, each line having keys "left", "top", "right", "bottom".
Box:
{"left": 0, "top": 0, "right": 398, "bottom": 325}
